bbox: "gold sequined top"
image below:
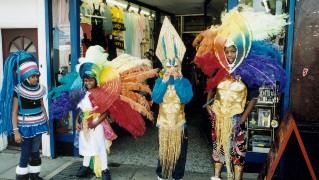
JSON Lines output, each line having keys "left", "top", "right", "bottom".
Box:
{"left": 157, "top": 85, "right": 185, "bottom": 130}
{"left": 212, "top": 79, "right": 247, "bottom": 117}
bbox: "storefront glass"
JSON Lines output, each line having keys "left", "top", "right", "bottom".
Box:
{"left": 239, "top": 0, "right": 287, "bottom": 15}
{"left": 79, "top": 0, "right": 155, "bottom": 60}
{"left": 238, "top": 0, "right": 289, "bottom": 158}
{"left": 51, "top": 0, "right": 73, "bottom": 136}
{"left": 239, "top": 0, "right": 288, "bottom": 61}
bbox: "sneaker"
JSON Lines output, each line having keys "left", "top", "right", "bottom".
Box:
{"left": 157, "top": 176, "right": 168, "bottom": 180}
{"left": 76, "top": 166, "right": 91, "bottom": 178}
{"left": 102, "top": 169, "right": 111, "bottom": 180}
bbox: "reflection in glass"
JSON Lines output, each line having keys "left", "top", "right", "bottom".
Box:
{"left": 51, "top": 0, "right": 72, "bottom": 135}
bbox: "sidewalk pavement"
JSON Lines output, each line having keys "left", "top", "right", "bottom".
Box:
{"left": 0, "top": 149, "right": 258, "bottom": 180}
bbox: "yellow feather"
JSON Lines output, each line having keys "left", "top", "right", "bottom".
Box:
{"left": 100, "top": 66, "right": 120, "bottom": 84}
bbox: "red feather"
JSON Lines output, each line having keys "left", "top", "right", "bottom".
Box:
{"left": 89, "top": 86, "right": 120, "bottom": 114}
{"left": 108, "top": 98, "right": 146, "bottom": 138}
{"left": 194, "top": 52, "right": 231, "bottom": 92}
{"left": 194, "top": 52, "right": 223, "bottom": 77}
{"left": 89, "top": 69, "right": 122, "bottom": 114}
{"left": 206, "top": 69, "right": 231, "bottom": 92}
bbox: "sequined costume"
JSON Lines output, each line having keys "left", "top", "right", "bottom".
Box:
{"left": 193, "top": 5, "right": 288, "bottom": 180}
{"left": 152, "top": 77, "right": 192, "bottom": 179}
{"left": 211, "top": 78, "right": 247, "bottom": 178}
{"left": 152, "top": 17, "right": 193, "bottom": 180}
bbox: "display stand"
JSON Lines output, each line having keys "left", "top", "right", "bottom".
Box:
{"left": 258, "top": 110, "right": 317, "bottom": 180}
{"left": 246, "top": 86, "right": 279, "bottom": 162}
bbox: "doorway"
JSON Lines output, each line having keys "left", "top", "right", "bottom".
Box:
{"left": 1, "top": 28, "right": 38, "bottom": 149}
{"left": 2, "top": 28, "right": 38, "bottom": 60}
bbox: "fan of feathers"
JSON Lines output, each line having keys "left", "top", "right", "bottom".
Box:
{"left": 119, "top": 65, "right": 159, "bottom": 121}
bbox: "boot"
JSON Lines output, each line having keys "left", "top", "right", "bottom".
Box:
{"left": 214, "top": 162, "right": 223, "bottom": 179}
{"left": 29, "top": 173, "right": 43, "bottom": 180}
{"left": 76, "top": 166, "right": 91, "bottom": 178}
{"left": 102, "top": 169, "right": 111, "bottom": 180}
{"left": 16, "top": 166, "right": 29, "bottom": 180}
{"left": 16, "top": 174, "right": 29, "bottom": 180}
{"left": 29, "top": 158, "right": 43, "bottom": 180}
{"left": 234, "top": 165, "right": 244, "bottom": 180}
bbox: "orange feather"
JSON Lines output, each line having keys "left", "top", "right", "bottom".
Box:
{"left": 121, "top": 89, "right": 151, "bottom": 110}
{"left": 120, "top": 95, "right": 154, "bottom": 121}
{"left": 120, "top": 66, "right": 153, "bottom": 76}
{"left": 121, "top": 82, "right": 152, "bottom": 94}
{"left": 121, "top": 69, "right": 159, "bottom": 83}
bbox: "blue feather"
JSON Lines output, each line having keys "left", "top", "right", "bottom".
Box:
{"left": 250, "top": 41, "right": 282, "bottom": 65}
{"left": 50, "top": 92, "right": 72, "bottom": 120}
{"left": 49, "top": 71, "right": 86, "bottom": 118}
{"left": 48, "top": 72, "right": 81, "bottom": 100}
{"left": 231, "top": 41, "right": 286, "bottom": 92}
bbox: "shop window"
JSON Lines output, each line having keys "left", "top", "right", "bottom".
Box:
{"left": 51, "top": 0, "right": 71, "bottom": 83}
{"left": 239, "top": 0, "right": 287, "bottom": 15}
{"left": 237, "top": 0, "right": 289, "bottom": 162}
{"left": 79, "top": 0, "right": 155, "bottom": 60}
{"left": 51, "top": 0, "right": 73, "bottom": 136}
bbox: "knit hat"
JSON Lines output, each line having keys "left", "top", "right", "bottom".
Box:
{"left": 18, "top": 58, "right": 40, "bottom": 82}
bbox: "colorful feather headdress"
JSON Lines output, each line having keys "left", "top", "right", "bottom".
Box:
{"left": 156, "top": 17, "right": 186, "bottom": 68}
{"left": 214, "top": 10, "right": 252, "bottom": 73}
{"left": 49, "top": 45, "right": 159, "bottom": 138}
{"left": 193, "top": 5, "right": 287, "bottom": 92}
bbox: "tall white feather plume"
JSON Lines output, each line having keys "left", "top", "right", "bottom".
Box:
{"left": 109, "top": 54, "right": 152, "bottom": 73}
{"left": 76, "top": 45, "right": 110, "bottom": 72}
{"left": 76, "top": 46, "right": 152, "bottom": 74}
{"left": 222, "top": 5, "right": 289, "bottom": 41}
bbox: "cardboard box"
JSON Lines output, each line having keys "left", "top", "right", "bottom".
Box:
{"left": 252, "top": 147, "right": 270, "bottom": 153}
{"left": 252, "top": 135, "right": 272, "bottom": 147}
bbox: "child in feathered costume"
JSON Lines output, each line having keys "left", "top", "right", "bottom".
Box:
{"left": 193, "top": 5, "right": 288, "bottom": 180}
{"left": 152, "top": 17, "right": 193, "bottom": 180}
{"left": 0, "top": 51, "right": 49, "bottom": 180}
{"left": 49, "top": 45, "right": 158, "bottom": 179}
